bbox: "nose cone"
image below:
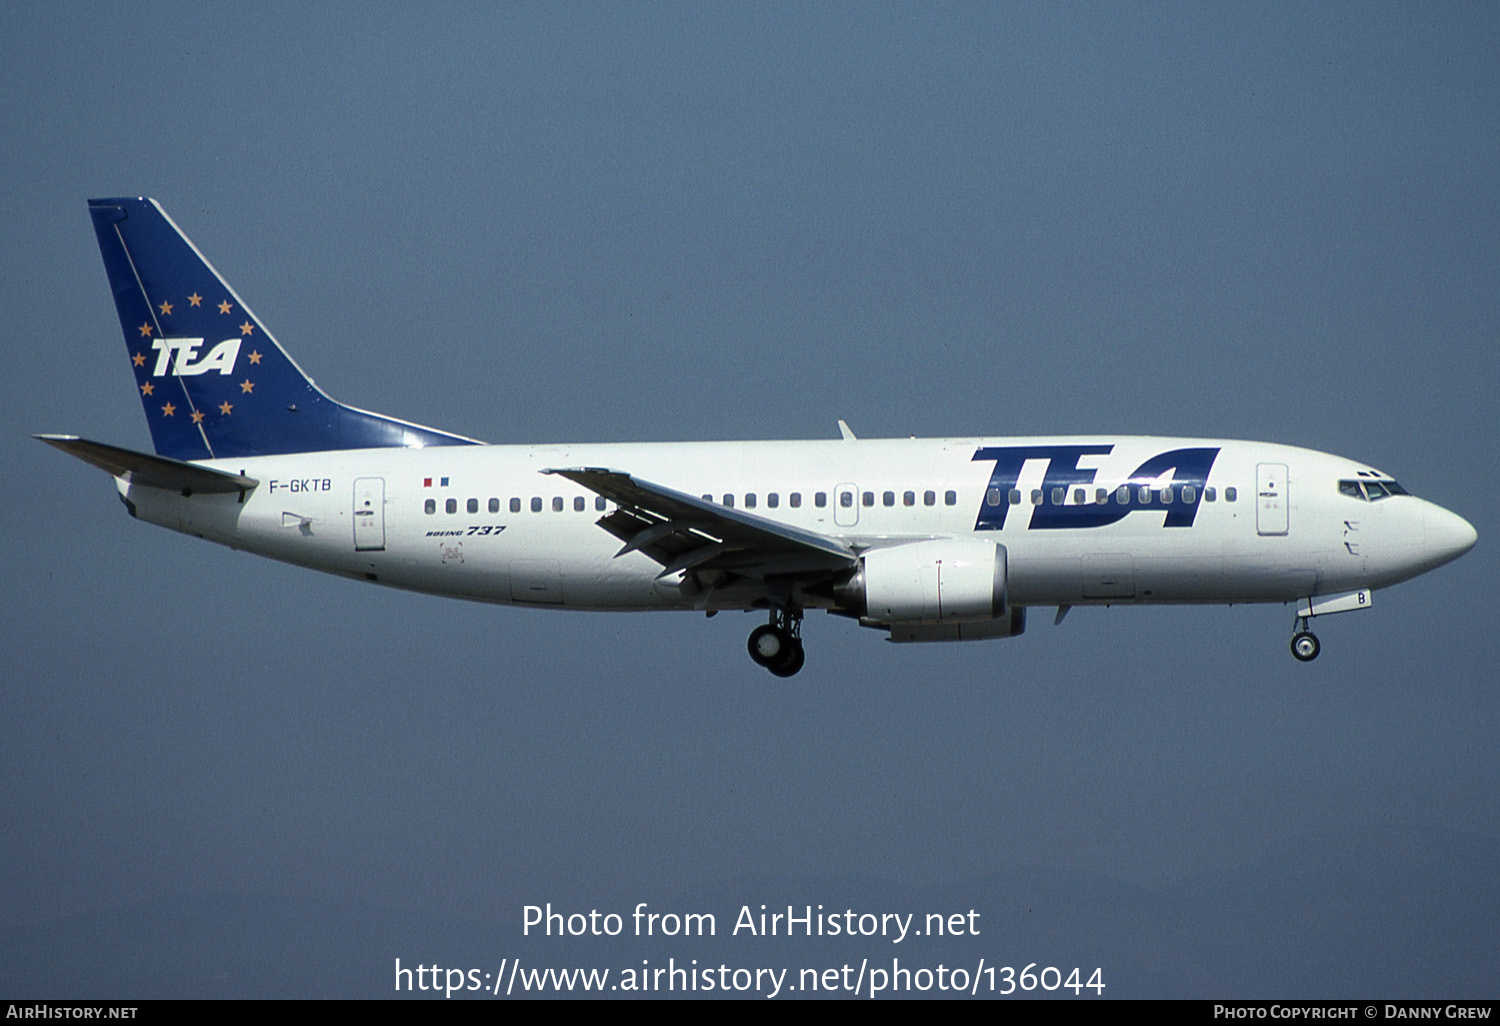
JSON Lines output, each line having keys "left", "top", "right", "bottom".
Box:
{"left": 1424, "top": 503, "right": 1478, "bottom": 569}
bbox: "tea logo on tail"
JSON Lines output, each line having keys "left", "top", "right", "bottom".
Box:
{"left": 150, "top": 338, "right": 242, "bottom": 376}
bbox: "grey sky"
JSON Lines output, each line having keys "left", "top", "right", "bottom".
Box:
{"left": 3, "top": 2, "right": 1497, "bottom": 998}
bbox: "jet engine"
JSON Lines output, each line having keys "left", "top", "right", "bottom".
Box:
{"left": 832, "top": 538, "right": 1025, "bottom": 642}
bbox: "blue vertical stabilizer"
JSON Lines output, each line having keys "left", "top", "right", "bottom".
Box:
{"left": 87, "top": 197, "right": 481, "bottom": 460}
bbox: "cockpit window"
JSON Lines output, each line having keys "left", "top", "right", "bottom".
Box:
{"left": 1339, "top": 478, "right": 1407, "bottom": 501}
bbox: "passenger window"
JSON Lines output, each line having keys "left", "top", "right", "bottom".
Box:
{"left": 702, "top": 494, "right": 712, "bottom": 502}
{"left": 552, "top": 496, "right": 563, "bottom": 512}
{"left": 1161, "top": 486, "right": 1174, "bottom": 504}
{"left": 596, "top": 496, "right": 606, "bottom": 511}
{"left": 1095, "top": 487, "right": 1108, "bottom": 505}
{"left": 446, "top": 498, "right": 457, "bottom": 514}
{"left": 1225, "top": 487, "right": 1237, "bottom": 502}
{"left": 1009, "top": 489, "right": 1021, "bottom": 505}
{"left": 424, "top": 499, "right": 436, "bottom": 515}
{"left": 1204, "top": 487, "right": 1216, "bottom": 502}
{"left": 1138, "top": 486, "right": 1151, "bottom": 505}
{"left": 882, "top": 491, "right": 895, "bottom": 507}
{"left": 924, "top": 490, "right": 936, "bottom": 506}
{"left": 723, "top": 494, "right": 734, "bottom": 508}
{"left": 1116, "top": 485, "right": 1129, "bottom": 504}
{"left": 510, "top": 497, "right": 521, "bottom": 513}
{"left": 944, "top": 490, "right": 957, "bottom": 506}
{"left": 903, "top": 491, "right": 915, "bottom": 507}
{"left": 816, "top": 492, "right": 827, "bottom": 508}
{"left": 1052, "top": 487, "right": 1065, "bottom": 505}
{"left": 574, "top": 496, "right": 585, "bottom": 512}
{"left": 745, "top": 493, "right": 757, "bottom": 509}
{"left": 489, "top": 498, "right": 500, "bottom": 513}
{"left": 985, "top": 488, "right": 1000, "bottom": 507}
{"left": 467, "top": 498, "right": 478, "bottom": 514}
{"left": 1031, "top": 489, "right": 1042, "bottom": 505}
{"left": 790, "top": 493, "right": 802, "bottom": 508}
{"left": 1071, "top": 488, "right": 1084, "bottom": 504}
{"left": 531, "top": 497, "right": 542, "bottom": 512}
{"left": 768, "top": 493, "right": 779, "bottom": 508}
{"left": 1182, "top": 485, "right": 1196, "bottom": 504}
{"left": 862, "top": 491, "right": 874, "bottom": 507}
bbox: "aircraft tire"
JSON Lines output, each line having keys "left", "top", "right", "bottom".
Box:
{"left": 1290, "top": 631, "right": 1320, "bottom": 662}
{"left": 768, "top": 641, "right": 806, "bottom": 678}
{"left": 748, "top": 624, "right": 788, "bottom": 667}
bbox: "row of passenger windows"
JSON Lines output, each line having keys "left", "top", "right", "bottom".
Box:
{"left": 422, "top": 485, "right": 1238, "bottom": 516}
{"left": 421, "top": 490, "right": 965, "bottom": 515}
{"left": 982, "top": 485, "right": 1236, "bottom": 507}
{"left": 424, "top": 495, "right": 611, "bottom": 515}
{"left": 705, "top": 490, "right": 960, "bottom": 510}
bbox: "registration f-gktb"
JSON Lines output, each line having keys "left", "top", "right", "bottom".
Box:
{"left": 41, "top": 198, "right": 1478, "bottom": 676}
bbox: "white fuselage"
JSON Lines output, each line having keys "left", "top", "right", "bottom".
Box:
{"left": 120, "top": 435, "right": 1475, "bottom": 617}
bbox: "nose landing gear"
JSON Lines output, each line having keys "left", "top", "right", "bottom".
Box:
{"left": 748, "top": 607, "right": 805, "bottom": 677}
{"left": 1287, "top": 590, "right": 1374, "bottom": 662}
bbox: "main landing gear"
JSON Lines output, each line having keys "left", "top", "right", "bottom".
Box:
{"left": 748, "top": 607, "right": 805, "bottom": 677}
{"left": 1290, "top": 616, "right": 1321, "bottom": 662}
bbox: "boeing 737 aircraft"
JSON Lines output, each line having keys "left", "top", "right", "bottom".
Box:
{"left": 40, "top": 198, "right": 1478, "bottom": 676}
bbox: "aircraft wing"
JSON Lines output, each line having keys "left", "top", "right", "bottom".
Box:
{"left": 35, "top": 434, "right": 259, "bottom": 496}
{"left": 543, "top": 467, "right": 857, "bottom": 579}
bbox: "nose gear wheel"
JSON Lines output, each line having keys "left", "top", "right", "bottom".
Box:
{"left": 1290, "top": 616, "right": 1320, "bottom": 662}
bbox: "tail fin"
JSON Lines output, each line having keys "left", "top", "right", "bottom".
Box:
{"left": 87, "top": 197, "right": 480, "bottom": 461}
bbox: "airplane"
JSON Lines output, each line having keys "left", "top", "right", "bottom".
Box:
{"left": 39, "top": 197, "right": 1478, "bottom": 677}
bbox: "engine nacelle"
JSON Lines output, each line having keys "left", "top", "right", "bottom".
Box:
{"left": 885, "top": 607, "right": 1027, "bottom": 643}
{"left": 835, "top": 538, "right": 1012, "bottom": 633}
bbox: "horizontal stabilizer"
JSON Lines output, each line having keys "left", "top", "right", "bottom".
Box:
{"left": 35, "top": 434, "right": 258, "bottom": 495}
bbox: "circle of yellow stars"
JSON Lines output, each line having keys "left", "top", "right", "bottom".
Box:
{"left": 131, "top": 294, "right": 263, "bottom": 421}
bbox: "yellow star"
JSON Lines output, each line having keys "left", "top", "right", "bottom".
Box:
{"left": 240, "top": 321, "right": 255, "bottom": 336}
{"left": 247, "top": 350, "right": 262, "bottom": 364}
{"left": 162, "top": 402, "right": 176, "bottom": 417}
{"left": 191, "top": 409, "right": 205, "bottom": 424}
{"left": 219, "top": 400, "right": 233, "bottom": 415}
{"left": 138, "top": 322, "right": 153, "bottom": 337}
{"left": 218, "top": 300, "right": 233, "bottom": 314}
{"left": 240, "top": 379, "right": 255, "bottom": 394}
{"left": 188, "top": 293, "right": 202, "bottom": 307}
{"left": 158, "top": 300, "right": 174, "bottom": 315}
{"left": 132, "top": 352, "right": 146, "bottom": 367}
{"left": 140, "top": 381, "right": 154, "bottom": 396}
